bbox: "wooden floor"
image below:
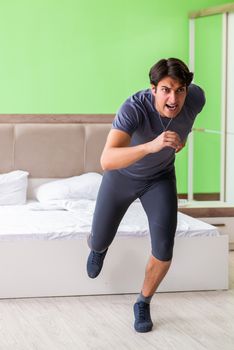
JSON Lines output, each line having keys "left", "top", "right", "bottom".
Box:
{"left": 0, "top": 252, "right": 234, "bottom": 350}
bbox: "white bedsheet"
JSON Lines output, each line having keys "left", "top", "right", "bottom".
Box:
{"left": 0, "top": 199, "right": 219, "bottom": 241}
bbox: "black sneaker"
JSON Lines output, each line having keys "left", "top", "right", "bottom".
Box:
{"left": 133, "top": 301, "right": 153, "bottom": 333}
{"left": 86, "top": 249, "right": 108, "bottom": 279}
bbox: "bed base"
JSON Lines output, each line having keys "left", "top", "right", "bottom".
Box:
{"left": 0, "top": 234, "right": 228, "bottom": 299}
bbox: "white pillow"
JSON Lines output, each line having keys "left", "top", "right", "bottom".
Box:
{"left": 35, "top": 172, "right": 102, "bottom": 202}
{"left": 0, "top": 170, "right": 29, "bottom": 205}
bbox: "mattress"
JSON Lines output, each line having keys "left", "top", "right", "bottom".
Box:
{"left": 0, "top": 199, "right": 219, "bottom": 241}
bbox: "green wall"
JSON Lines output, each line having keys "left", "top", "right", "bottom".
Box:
{"left": 193, "top": 14, "right": 223, "bottom": 194}
{"left": 0, "top": 0, "right": 232, "bottom": 193}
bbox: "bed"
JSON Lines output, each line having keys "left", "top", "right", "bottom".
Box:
{"left": 0, "top": 118, "right": 229, "bottom": 299}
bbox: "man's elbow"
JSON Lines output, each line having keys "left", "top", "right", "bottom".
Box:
{"left": 100, "top": 154, "right": 112, "bottom": 171}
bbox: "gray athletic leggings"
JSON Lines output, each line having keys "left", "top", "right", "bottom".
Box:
{"left": 89, "top": 169, "right": 178, "bottom": 261}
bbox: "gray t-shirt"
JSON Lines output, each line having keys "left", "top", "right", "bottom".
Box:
{"left": 112, "top": 84, "right": 205, "bottom": 179}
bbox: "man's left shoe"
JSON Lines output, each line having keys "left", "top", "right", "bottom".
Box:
{"left": 133, "top": 301, "right": 153, "bottom": 333}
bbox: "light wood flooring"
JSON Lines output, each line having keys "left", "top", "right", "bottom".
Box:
{"left": 0, "top": 252, "right": 233, "bottom": 350}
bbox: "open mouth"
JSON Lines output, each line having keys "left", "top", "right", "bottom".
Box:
{"left": 165, "top": 104, "right": 177, "bottom": 111}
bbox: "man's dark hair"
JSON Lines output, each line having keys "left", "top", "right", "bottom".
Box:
{"left": 149, "top": 58, "right": 193, "bottom": 87}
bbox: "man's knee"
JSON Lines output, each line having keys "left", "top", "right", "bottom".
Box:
{"left": 151, "top": 238, "right": 174, "bottom": 262}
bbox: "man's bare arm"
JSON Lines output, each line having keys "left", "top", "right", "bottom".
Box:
{"left": 101, "top": 129, "right": 181, "bottom": 171}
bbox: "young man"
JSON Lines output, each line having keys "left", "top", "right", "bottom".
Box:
{"left": 86, "top": 58, "right": 205, "bottom": 332}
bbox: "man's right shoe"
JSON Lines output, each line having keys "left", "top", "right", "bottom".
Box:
{"left": 86, "top": 248, "right": 108, "bottom": 278}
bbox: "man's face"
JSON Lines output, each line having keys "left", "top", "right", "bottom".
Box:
{"left": 151, "top": 76, "right": 187, "bottom": 118}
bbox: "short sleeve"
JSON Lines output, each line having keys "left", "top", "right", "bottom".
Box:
{"left": 112, "top": 101, "right": 142, "bottom": 137}
{"left": 186, "top": 84, "right": 206, "bottom": 116}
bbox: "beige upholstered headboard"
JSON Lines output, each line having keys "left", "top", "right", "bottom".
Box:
{"left": 0, "top": 119, "right": 112, "bottom": 178}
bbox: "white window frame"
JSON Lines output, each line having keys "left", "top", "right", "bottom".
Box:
{"left": 188, "top": 11, "right": 229, "bottom": 203}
